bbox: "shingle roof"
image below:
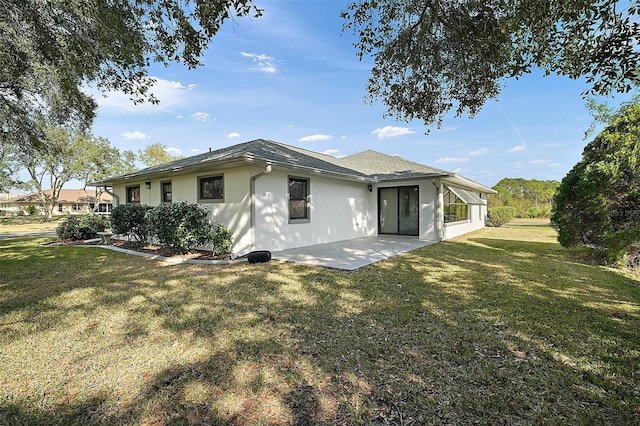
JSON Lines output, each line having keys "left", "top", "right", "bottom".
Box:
{"left": 92, "top": 138, "right": 494, "bottom": 193}
{"left": 92, "top": 139, "right": 370, "bottom": 185}
{"left": 10, "top": 189, "right": 112, "bottom": 203}
{"left": 333, "top": 150, "right": 452, "bottom": 180}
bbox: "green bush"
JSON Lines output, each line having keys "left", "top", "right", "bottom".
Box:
{"left": 110, "top": 204, "right": 151, "bottom": 244}
{"left": 25, "top": 205, "right": 37, "bottom": 216}
{"left": 56, "top": 214, "right": 110, "bottom": 240}
{"left": 146, "top": 201, "right": 214, "bottom": 254}
{"left": 551, "top": 104, "right": 640, "bottom": 264}
{"left": 488, "top": 206, "right": 517, "bottom": 227}
{"left": 209, "top": 224, "right": 233, "bottom": 256}
{"left": 526, "top": 206, "right": 551, "bottom": 218}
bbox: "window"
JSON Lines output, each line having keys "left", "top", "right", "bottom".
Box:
{"left": 72, "top": 203, "right": 83, "bottom": 212}
{"left": 97, "top": 203, "right": 112, "bottom": 213}
{"left": 58, "top": 204, "right": 63, "bottom": 212}
{"left": 199, "top": 175, "right": 224, "bottom": 201}
{"left": 443, "top": 187, "right": 469, "bottom": 223}
{"left": 161, "top": 181, "right": 172, "bottom": 203}
{"left": 126, "top": 186, "right": 140, "bottom": 204}
{"left": 289, "top": 177, "right": 310, "bottom": 221}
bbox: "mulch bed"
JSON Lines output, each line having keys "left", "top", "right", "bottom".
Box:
{"left": 48, "top": 239, "right": 232, "bottom": 261}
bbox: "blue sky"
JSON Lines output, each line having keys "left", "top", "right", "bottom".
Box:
{"left": 89, "top": 0, "right": 621, "bottom": 188}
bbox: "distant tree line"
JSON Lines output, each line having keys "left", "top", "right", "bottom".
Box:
{"left": 489, "top": 178, "right": 560, "bottom": 218}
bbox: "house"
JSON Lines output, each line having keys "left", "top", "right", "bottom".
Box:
{"left": 92, "top": 139, "right": 497, "bottom": 256}
{"left": 2, "top": 189, "right": 113, "bottom": 216}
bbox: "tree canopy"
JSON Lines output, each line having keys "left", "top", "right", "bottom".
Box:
{"left": 0, "top": 0, "right": 261, "bottom": 149}
{"left": 343, "top": 0, "right": 640, "bottom": 128}
{"left": 551, "top": 104, "right": 640, "bottom": 263}
{"left": 139, "top": 143, "right": 184, "bottom": 167}
{"left": 490, "top": 178, "right": 559, "bottom": 218}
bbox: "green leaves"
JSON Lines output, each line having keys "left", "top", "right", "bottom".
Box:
{"left": 552, "top": 104, "right": 640, "bottom": 264}
{"left": 1, "top": 0, "right": 262, "bottom": 151}
{"left": 344, "top": 0, "right": 640, "bottom": 129}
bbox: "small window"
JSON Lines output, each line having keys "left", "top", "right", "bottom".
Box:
{"left": 58, "top": 204, "right": 63, "bottom": 212}
{"left": 199, "top": 175, "right": 224, "bottom": 201}
{"left": 161, "top": 181, "right": 172, "bottom": 203}
{"left": 443, "top": 188, "right": 469, "bottom": 223}
{"left": 127, "top": 186, "right": 140, "bottom": 204}
{"left": 289, "top": 177, "right": 310, "bottom": 221}
{"left": 72, "top": 203, "right": 83, "bottom": 212}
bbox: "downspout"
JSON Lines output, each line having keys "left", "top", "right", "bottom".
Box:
{"left": 250, "top": 164, "right": 272, "bottom": 250}
{"left": 103, "top": 186, "right": 119, "bottom": 206}
{"left": 433, "top": 180, "right": 444, "bottom": 241}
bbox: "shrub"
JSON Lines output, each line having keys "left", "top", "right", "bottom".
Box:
{"left": 487, "top": 206, "right": 517, "bottom": 227}
{"left": 26, "top": 205, "right": 37, "bottom": 216}
{"left": 147, "top": 201, "right": 214, "bottom": 254}
{"left": 526, "top": 206, "right": 551, "bottom": 218}
{"left": 110, "top": 204, "right": 151, "bottom": 244}
{"left": 209, "top": 224, "right": 233, "bottom": 256}
{"left": 56, "top": 214, "right": 110, "bottom": 240}
{"left": 552, "top": 104, "right": 640, "bottom": 264}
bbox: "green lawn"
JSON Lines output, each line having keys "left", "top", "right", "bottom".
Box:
{"left": 1, "top": 226, "right": 638, "bottom": 425}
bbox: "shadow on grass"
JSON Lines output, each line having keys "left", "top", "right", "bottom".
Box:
{"left": 1, "top": 230, "right": 639, "bottom": 424}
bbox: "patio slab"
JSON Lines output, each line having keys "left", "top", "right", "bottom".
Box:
{"left": 271, "top": 236, "right": 437, "bottom": 270}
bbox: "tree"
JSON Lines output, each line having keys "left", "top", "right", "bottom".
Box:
{"left": 77, "top": 137, "right": 137, "bottom": 212}
{"left": 551, "top": 104, "right": 640, "bottom": 264}
{"left": 12, "top": 127, "right": 134, "bottom": 220}
{"left": 138, "top": 143, "right": 184, "bottom": 167}
{"left": 343, "top": 0, "right": 640, "bottom": 129}
{"left": 1, "top": 0, "right": 262, "bottom": 151}
{"left": 490, "top": 178, "right": 559, "bottom": 217}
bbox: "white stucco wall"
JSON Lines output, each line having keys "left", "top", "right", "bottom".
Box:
{"left": 111, "top": 167, "right": 253, "bottom": 255}
{"left": 253, "top": 170, "right": 376, "bottom": 252}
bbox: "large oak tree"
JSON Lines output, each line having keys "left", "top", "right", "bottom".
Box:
{"left": 343, "top": 0, "right": 640, "bottom": 128}
{"left": 0, "top": 0, "right": 261, "bottom": 151}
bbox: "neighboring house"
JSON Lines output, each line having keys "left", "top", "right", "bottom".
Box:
{"left": 4, "top": 189, "right": 113, "bottom": 216}
{"left": 92, "top": 139, "right": 497, "bottom": 256}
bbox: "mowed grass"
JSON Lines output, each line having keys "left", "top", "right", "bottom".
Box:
{"left": 1, "top": 226, "right": 639, "bottom": 425}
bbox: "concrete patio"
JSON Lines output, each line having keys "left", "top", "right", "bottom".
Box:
{"left": 271, "top": 235, "right": 437, "bottom": 270}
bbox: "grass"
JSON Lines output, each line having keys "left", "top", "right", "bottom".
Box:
{"left": 0, "top": 216, "right": 63, "bottom": 233}
{"left": 1, "top": 225, "right": 639, "bottom": 425}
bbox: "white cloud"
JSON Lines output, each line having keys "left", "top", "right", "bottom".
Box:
{"left": 176, "top": 115, "right": 183, "bottom": 119}
{"left": 288, "top": 124, "right": 294, "bottom": 128}
{"left": 530, "top": 159, "right": 551, "bottom": 165}
{"left": 436, "top": 157, "right": 469, "bottom": 164}
{"left": 298, "top": 134, "right": 333, "bottom": 142}
{"left": 187, "top": 84, "right": 198, "bottom": 91}
{"left": 165, "top": 147, "right": 182, "bottom": 155}
{"left": 372, "top": 126, "right": 416, "bottom": 139}
{"left": 322, "top": 149, "right": 340, "bottom": 156}
{"left": 548, "top": 163, "right": 561, "bottom": 167}
{"left": 468, "top": 147, "right": 489, "bottom": 156}
{"left": 190, "top": 148, "right": 201, "bottom": 153}
{"left": 341, "top": 135, "right": 347, "bottom": 139}
{"left": 94, "top": 77, "right": 192, "bottom": 114}
{"left": 120, "top": 130, "right": 150, "bottom": 140}
{"left": 191, "top": 112, "right": 210, "bottom": 122}
{"left": 227, "top": 132, "right": 240, "bottom": 138}
{"left": 507, "top": 145, "right": 527, "bottom": 153}
{"left": 241, "top": 51, "right": 277, "bottom": 73}
{"left": 453, "top": 168, "right": 468, "bottom": 174}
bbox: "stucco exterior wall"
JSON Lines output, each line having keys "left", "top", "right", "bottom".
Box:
{"left": 112, "top": 167, "right": 253, "bottom": 255}
{"left": 253, "top": 170, "right": 375, "bottom": 252}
